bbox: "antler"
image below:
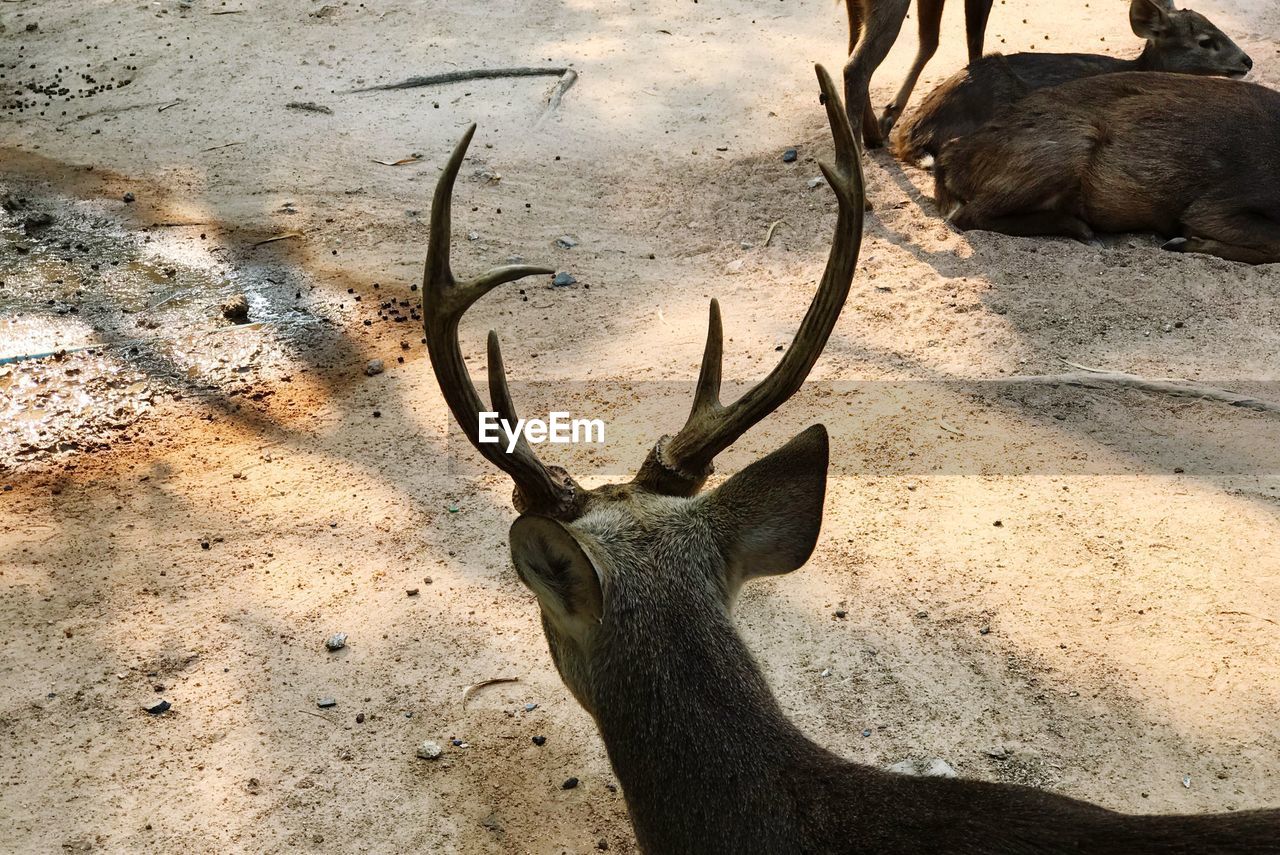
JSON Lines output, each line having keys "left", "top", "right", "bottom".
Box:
{"left": 422, "top": 124, "right": 585, "bottom": 519}
{"left": 633, "top": 64, "right": 864, "bottom": 495}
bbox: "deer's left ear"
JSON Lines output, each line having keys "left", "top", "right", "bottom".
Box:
{"left": 510, "top": 516, "right": 604, "bottom": 636}
{"left": 1131, "top": 0, "right": 1174, "bottom": 39}
{"left": 705, "top": 424, "right": 829, "bottom": 595}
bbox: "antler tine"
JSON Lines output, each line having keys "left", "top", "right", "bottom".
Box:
{"left": 634, "top": 64, "right": 864, "bottom": 496}
{"left": 422, "top": 126, "right": 583, "bottom": 519}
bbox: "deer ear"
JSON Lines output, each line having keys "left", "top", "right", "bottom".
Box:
{"left": 510, "top": 516, "right": 604, "bottom": 633}
{"left": 1131, "top": 0, "right": 1174, "bottom": 39}
{"left": 706, "top": 424, "right": 829, "bottom": 592}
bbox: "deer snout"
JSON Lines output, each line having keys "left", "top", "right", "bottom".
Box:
{"left": 1230, "top": 53, "right": 1254, "bottom": 78}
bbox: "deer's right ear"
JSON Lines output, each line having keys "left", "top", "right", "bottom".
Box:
{"left": 510, "top": 516, "right": 604, "bottom": 632}
{"left": 1131, "top": 0, "right": 1174, "bottom": 39}
{"left": 706, "top": 424, "right": 829, "bottom": 593}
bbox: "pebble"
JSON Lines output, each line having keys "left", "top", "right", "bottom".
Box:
{"left": 561, "top": 777, "right": 579, "bottom": 790}
{"left": 406, "top": 588, "right": 420, "bottom": 597}
{"left": 144, "top": 699, "right": 171, "bottom": 715}
{"left": 325, "top": 633, "right": 347, "bottom": 651}
{"left": 364, "top": 359, "right": 385, "bottom": 376}
{"left": 524, "top": 702, "right": 538, "bottom": 712}
{"left": 554, "top": 235, "right": 579, "bottom": 249}
{"left": 317, "top": 697, "right": 337, "bottom": 708}
{"left": 531, "top": 735, "right": 546, "bottom": 746}
{"left": 221, "top": 294, "right": 249, "bottom": 322}
{"left": 597, "top": 840, "right": 609, "bottom": 851}
{"left": 552, "top": 271, "right": 576, "bottom": 287}
{"left": 806, "top": 176, "right": 826, "bottom": 189}
{"left": 356, "top": 713, "right": 365, "bottom": 724}
{"left": 782, "top": 148, "right": 798, "bottom": 163}
{"left": 122, "top": 191, "right": 136, "bottom": 203}
{"left": 416, "top": 741, "right": 443, "bottom": 760}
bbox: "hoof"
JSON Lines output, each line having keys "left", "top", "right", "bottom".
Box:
{"left": 1162, "top": 237, "right": 1189, "bottom": 252}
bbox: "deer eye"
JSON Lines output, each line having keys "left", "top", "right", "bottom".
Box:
{"left": 1198, "top": 37, "right": 1215, "bottom": 49}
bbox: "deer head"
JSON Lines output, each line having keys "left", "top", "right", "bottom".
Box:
{"left": 1130, "top": 0, "right": 1252, "bottom": 77}
{"left": 421, "top": 64, "right": 863, "bottom": 716}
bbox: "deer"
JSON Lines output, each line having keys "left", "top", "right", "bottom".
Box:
{"left": 891, "top": 0, "right": 1252, "bottom": 166}
{"left": 934, "top": 71, "right": 1280, "bottom": 264}
{"left": 421, "top": 64, "right": 1280, "bottom": 852}
{"left": 844, "top": 0, "right": 995, "bottom": 148}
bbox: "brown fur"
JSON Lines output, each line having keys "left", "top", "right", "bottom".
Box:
{"left": 892, "top": 0, "right": 1251, "bottom": 164}
{"left": 937, "top": 73, "right": 1280, "bottom": 264}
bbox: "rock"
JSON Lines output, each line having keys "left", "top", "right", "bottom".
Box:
{"left": 221, "top": 294, "right": 249, "bottom": 322}
{"left": 144, "top": 699, "right": 171, "bottom": 715}
{"left": 285, "top": 101, "right": 334, "bottom": 115}
{"left": 561, "top": 777, "right": 579, "bottom": 790}
{"left": 552, "top": 271, "right": 576, "bottom": 287}
{"left": 122, "top": 191, "right": 136, "bottom": 203}
{"left": 531, "top": 735, "right": 546, "bottom": 746}
{"left": 597, "top": 839, "right": 609, "bottom": 851}
{"left": 364, "top": 359, "right": 385, "bottom": 376}
{"left": 782, "top": 148, "right": 798, "bottom": 163}
{"left": 480, "top": 813, "right": 503, "bottom": 832}
{"left": 355, "top": 713, "right": 365, "bottom": 724}
{"left": 554, "top": 235, "right": 579, "bottom": 249}
{"left": 405, "top": 588, "right": 419, "bottom": 597}
{"left": 887, "top": 757, "right": 958, "bottom": 778}
{"left": 523, "top": 702, "right": 538, "bottom": 712}
{"left": 807, "top": 176, "right": 826, "bottom": 189}
{"left": 417, "top": 740, "right": 443, "bottom": 760}
{"left": 467, "top": 231, "right": 480, "bottom": 241}
{"left": 325, "top": 633, "right": 347, "bottom": 651}
{"left": 316, "top": 697, "right": 337, "bottom": 708}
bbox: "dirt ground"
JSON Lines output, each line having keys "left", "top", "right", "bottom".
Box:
{"left": 2, "top": 0, "right": 1279, "bottom": 852}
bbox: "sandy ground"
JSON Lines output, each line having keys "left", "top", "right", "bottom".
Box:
{"left": 2, "top": 0, "right": 1279, "bottom": 852}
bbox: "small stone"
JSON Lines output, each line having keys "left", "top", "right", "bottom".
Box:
{"left": 833, "top": 610, "right": 847, "bottom": 619}
{"left": 862, "top": 729, "right": 872, "bottom": 737}
{"left": 597, "top": 839, "right": 609, "bottom": 851}
{"left": 531, "top": 735, "right": 546, "bottom": 746}
{"left": 979, "top": 626, "right": 991, "bottom": 636}
{"left": 467, "top": 231, "right": 480, "bottom": 241}
{"left": 1183, "top": 775, "right": 1192, "bottom": 788}
{"left": 806, "top": 176, "right": 826, "bottom": 189}
{"left": 992, "top": 520, "right": 1003, "bottom": 527}
{"left": 317, "top": 697, "right": 337, "bottom": 708}
{"left": 1162, "top": 323, "right": 1173, "bottom": 333}
{"left": 552, "top": 271, "right": 576, "bottom": 287}
{"left": 364, "top": 359, "right": 385, "bottom": 376}
{"left": 480, "top": 813, "right": 503, "bottom": 832}
{"left": 820, "top": 668, "right": 831, "bottom": 678}
{"left": 417, "top": 740, "right": 443, "bottom": 760}
{"left": 561, "top": 777, "right": 579, "bottom": 790}
{"left": 782, "top": 148, "right": 798, "bottom": 163}
{"left": 554, "top": 235, "right": 579, "bottom": 249}
{"left": 356, "top": 713, "right": 365, "bottom": 724}
{"left": 325, "top": 633, "right": 347, "bottom": 651}
{"left": 145, "top": 699, "right": 171, "bottom": 715}
{"left": 406, "top": 588, "right": 419, "bottom": 597}
{"left": 122, "top": 191, "right": 136, "bottom": 203}
{"left": 524, "top": 702, "right": 538, "bottom": 712}
{"left": 221, "top": 294, "right": 249, "bottom": 322}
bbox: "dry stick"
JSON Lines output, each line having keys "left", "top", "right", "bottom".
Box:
{"left": 763, "top": 219, "right": 787, "bottom": 247}
{"left": 996, "top": 371, "right": 1280, "bottom": 415}
{"left": 460, "top": 676, "right": 519, "bottom": 709}
{"left": 534, "top": 69, "right": 579, "bottom": 128}
{"left": 343, "top": 67, "right": 570, "bottom": 94}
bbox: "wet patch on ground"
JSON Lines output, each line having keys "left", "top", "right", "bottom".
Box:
{"left": 0, "top": 186, "right": 332, "bottom": 471}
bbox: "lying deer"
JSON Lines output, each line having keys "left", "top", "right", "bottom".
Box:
{"left": 935, "top": 72, "right": 1280, "bottom": 264}
{"left": 892, "top": 0, "right": 1251, "bottom": 165}
{"left": 844, "top": 0, "right": 994, "bottom": 147}
{"left": 422, "top": 65, "right": 1280, "bottom": 852}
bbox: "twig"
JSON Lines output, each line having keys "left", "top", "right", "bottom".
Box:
{"left": 534, "top": 69, "right": 579, "bottom": 128}
{"left": 1218, "top": 610, "right": 1278, "bottom": 626}
{"left": 158, "top": 101, "right": 182, "bottom": 112}
{"left": 461, "top": 676, "right": 519, "bottom": 709}
{"left": 344, "top": 67, "right": 570, "bottom": 94}
{"left": 297, "top": 710, "right": 339, "bottom": 725}
{"left": 201, "top": 141, "right": 244, "bottom": 152}
{"left": 996, "top": 371, "right": 1280, "bottom": 415}
{"left": 764, "top": 219, "right": 787, "bottom": 247}
{"left": 210, "top": 8, "right": 245, "bottom": 13}
{"left": 252, "top": 231, "right": 303, "bottom": 247}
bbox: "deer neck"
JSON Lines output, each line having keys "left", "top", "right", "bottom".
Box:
{"left": 1129, "top": 43, "right": 1162, "bottom": 71}
{"left": 589, "top": 600, "right": 821, "bottom": 848}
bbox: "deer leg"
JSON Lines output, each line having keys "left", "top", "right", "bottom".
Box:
{"left": 1167, "top": 202, "right": 1280, "bottom": 264}
{"left": 880, "top": 0, "right": 944, "bottom": 138}
{"left": 951, "top": 204, "right": 1096, "bottom": 243}
{"left": 843, "top": 0, "right": 912, "bottom": 148}
{"left": 964, "top": 0, "right": 994, "bottom": 61}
